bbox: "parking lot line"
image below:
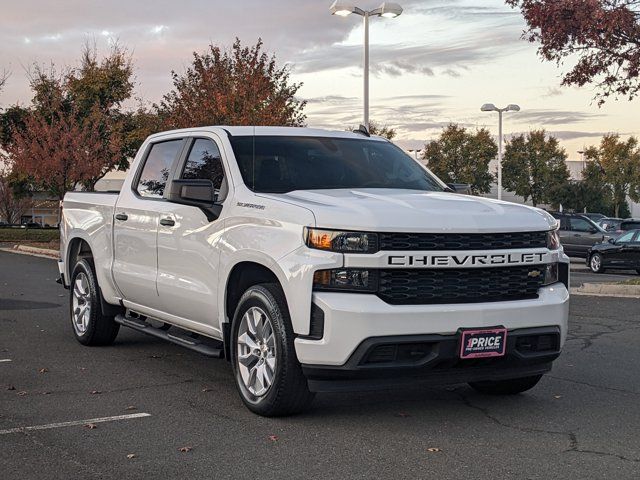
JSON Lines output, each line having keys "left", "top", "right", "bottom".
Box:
{"left": 0, "top": 359, "right": 12, "bottom": 363}
{"left": 0, "top": 413, "right": 151, "bottom": 435}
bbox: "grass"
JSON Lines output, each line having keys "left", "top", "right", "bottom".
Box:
{"left": 617, "top": 278, "right": 640, "bottom": 286}
{"left": 0, "top": 228, "right": 60, "bottom": 244}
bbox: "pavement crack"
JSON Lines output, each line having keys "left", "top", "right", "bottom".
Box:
{"left": 566, "top": 432, "right": 640, "bottom": 463}
{"left": 547, "top": 374, "right": 640, "bottom": 396}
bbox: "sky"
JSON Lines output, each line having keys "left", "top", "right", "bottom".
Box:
{"left": 1, "top": 0, "right": 638, "bottom": 160}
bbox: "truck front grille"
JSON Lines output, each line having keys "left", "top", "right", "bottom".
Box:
{"left": 377, "top": 266, "right": 545, "bottom": 305}
{"left": 378, "top": 231, "right": 547, "bottom": 251}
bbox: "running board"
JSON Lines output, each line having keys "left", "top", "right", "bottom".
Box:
{"left": 114, "top": 314, "right": 224, "bottom": 358}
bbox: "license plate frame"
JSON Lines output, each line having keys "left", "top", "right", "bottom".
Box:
{"left": 459, "top": 327, "right": 508, "bottom": 359}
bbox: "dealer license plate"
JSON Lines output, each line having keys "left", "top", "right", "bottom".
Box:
{"left": 459, "top": 328, "right": 507, "bottom": 359}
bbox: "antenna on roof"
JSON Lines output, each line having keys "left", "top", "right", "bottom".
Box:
{"left": 353, "top": 124, "right": 370, "bottom": 137}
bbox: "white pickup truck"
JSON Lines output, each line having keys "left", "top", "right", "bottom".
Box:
{"left": 59, "top": 126, "right": 569, "bottom": 416}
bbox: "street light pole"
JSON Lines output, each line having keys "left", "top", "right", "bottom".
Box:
{"left": 481, "top": 103, "right": 520, "bottom": 201}
{"left": 330, "top": 2, "right": 403, "bottom": 131}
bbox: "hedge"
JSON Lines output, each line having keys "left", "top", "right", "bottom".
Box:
{"left": 0, "top": 228, "right": 60, "bottom": 243}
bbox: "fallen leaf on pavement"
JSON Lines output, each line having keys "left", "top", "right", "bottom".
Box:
{"left": 7, "top": 386, "right": 16, "bottom": 391}
{"left": 126, "top": 454, "right": 136, "bottom": 459}
{"left": 554, "top": 395, "right": 562, "bottom": 399}
{"left": 201, "top": 387, "right": 212, "bottom": 392}
{"left": 84, "top": 423, "right": 97, "bottom": 429}
{"left": 268, "top": 435, "right": 278, "bottom": 442}
{"left": 427, "top": 448, "right": 442, "bottom": 453}
{"left": 42, "top": 391, "right": 51, "bottom": 395}
{"left": 90, "top": 390, "right": 101, "bottom": 395}
{"left": 17, "top": 391, "right": 27, "bottom": 396}
{"left": 38, "top": 368, "right": 48, "bottom": 374}
{"left": 126, "top": 405, "right": 137, "bottom": 411}
{"left": 179, "top": 446, "right": 192, "bottom": 452}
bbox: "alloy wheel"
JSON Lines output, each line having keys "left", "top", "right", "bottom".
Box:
{"left": 236, "top": 306, "right": 277, "bottom": 397}
{"left": 72, "top": 272, "right": 91, "bottom": 335}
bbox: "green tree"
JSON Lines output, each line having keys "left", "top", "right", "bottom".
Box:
{"left": 157, "top": 38, "right": 306, "bottom": 129}
{"left": 422, "top": 124, "right": 497, "bottom": 194}
{"left": 584, "top": 134, "right": 640, "bottom": 218}
{"left": 502, "top": 130, "right": 570, "bottom": 207}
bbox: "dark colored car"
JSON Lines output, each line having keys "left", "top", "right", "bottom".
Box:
{"left": 598, "top": 217, "right": 623, "bottom": 232}
{"left": 581, "top": 212, "right": 607, "bottom": 222}
{"left": 587, "top": 230, "right": 640, "bottom": 274}
{"left": 619, "top": 219, "right": 640, "bottom": 232}
{"left": 550, "top": 212, "right": 608, "bottom": 258}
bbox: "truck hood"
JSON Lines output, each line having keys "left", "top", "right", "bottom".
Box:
{"left": 264, "top": 189, "right": 556, "bottom": 233}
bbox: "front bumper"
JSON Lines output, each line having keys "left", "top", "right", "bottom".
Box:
{"left": 294, "top": 283, "right": 569, "bottom": 367}
{"left": 302, "top": 326, "right": 560, "bottom": 392}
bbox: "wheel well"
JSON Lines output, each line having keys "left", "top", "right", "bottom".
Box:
{"left": 68, "top": 238, "right": 93, "bottom": 268}
{"left": 224, "top": 262, "right": 282, "bottom": 359}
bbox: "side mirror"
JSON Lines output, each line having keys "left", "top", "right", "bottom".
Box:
{"left": 167, "top": 179, "right": 217, "bottom": 208}
{"left": 447, "top": 183, "right": 472, "bottom": 194}
{"left": 607, "top": 237, "right": 616, "bottom": 244}
{"left": 167, "top": 179, "right": 222, "bottom": 221}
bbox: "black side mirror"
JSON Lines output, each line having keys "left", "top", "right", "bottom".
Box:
{"left": 166, "top": 179, "right": 222, "bottom": 221}
{"left": 446, "top": 183, "right": 472, "bottom": 194}
{"left": 607, "top": 237, "right": 616, "bottom": 244}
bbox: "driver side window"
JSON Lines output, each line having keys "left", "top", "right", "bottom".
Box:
{"left": 182, "top": 139, "right": 225, "bottom": 194}
{"left": 570, "top": 218, "right": 594, "bottom": 232}
{"left": 616, "top": 231, "right": 635, "bottom": 243}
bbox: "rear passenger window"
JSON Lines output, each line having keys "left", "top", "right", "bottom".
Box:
{"left": 181, "top": 139, "right": 225, "bottom": 190}
{"left": 136, "top": 140, "right": 183, "bottom": 198}
{"left": 569, "top": 218, "right": 593, "bottom": 232}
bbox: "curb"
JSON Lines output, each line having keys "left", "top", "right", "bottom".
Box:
{"left": 0, "top": 245, "right": 58, "bottom": 260}
{"left": 572, "top": 282, "right": 640, "bottom": 298}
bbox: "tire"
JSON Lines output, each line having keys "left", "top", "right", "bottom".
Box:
{"left": 469, "top": 375, "right": 543, "bottom": 395}
{"left": 69, "top": 258, "right": 120, "bottom": 346}
{"left": 589, "top": 253, "right": 605, "bottom": 273}
{"left": 230, "top": 283, "right": 314, "bottom": 416}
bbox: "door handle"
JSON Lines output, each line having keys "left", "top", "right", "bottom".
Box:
{"left": 160, "top": 217, "right": 175, "bottom": 227}
{"left": 115, "top": 213, "right": 128, "bottom": 221}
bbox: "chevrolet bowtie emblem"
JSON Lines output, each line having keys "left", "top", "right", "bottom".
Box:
{"left": 528, "top": 270, "right": 542, "bottom": 278}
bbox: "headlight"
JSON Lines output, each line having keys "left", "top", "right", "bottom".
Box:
{"left": 305, "top": 228, "right": 378, "bottom": 253}
{"left": 546, "top": 229, "right": 561, "bottom": 250}
{"left": 541, "top": 263, "right": 559, "bottom": 286}
{"left": 313, "top": 269, "right": 378, "bottom": 292}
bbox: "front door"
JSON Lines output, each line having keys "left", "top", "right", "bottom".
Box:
{"left": 608, "top": 231, "right": 637, "bottom": 267}
{"left": 155, "top": 137, "right": 228, "bottom": 336}
{"left": 112, "top": 138, "right": 186, "bottom": 308}
{"left": 568, "top": 217, "right": 600, "bottom": 256}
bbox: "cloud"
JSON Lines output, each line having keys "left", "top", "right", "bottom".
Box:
{"left": 512, "top": 109, "right": 605, "bottom": 126}
{"left": 546, "top": 131, "right": 612, "bottom": 141}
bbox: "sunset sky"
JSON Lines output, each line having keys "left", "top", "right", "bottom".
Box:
{"left": 1, "top": 0, "right": 638, "bottom": 159}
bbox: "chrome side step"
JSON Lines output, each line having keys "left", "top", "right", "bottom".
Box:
{"left": 114, "top": 314, "right": 224, "bottom": 358}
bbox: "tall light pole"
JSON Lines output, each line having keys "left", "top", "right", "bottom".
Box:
{"left": 481, "top": 103, "right": 520, "bottom": 201}
{"left": 330, "top": 2, "right": 403, "bottom": 130}
{"left": 408, "top": 149, "right": 423, "bottom": 161}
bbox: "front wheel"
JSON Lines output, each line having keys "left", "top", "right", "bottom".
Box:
{"left": 469, "top": 375, "right": 543, "bottom": 395}
{"left": 70, "top": 259, "right": 120, "bottom": 346}
{"left": 230, "top": 283, "right": 314, "bottom": 416}
{"left": 589, "top": 253, "right": 605, "bottom": 273}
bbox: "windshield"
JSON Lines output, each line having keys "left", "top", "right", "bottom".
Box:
{"left": 228, "top": 135, "right": 446, "bottom": 194}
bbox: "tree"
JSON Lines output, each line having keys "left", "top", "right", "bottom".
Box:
{"left": 157, "top": 38, "right": 306, "bottom": 128}
{"left": 584, "top": 134, "right": 640, "bottom": 217}
{"left": 502, "top": 130, "right": 570, "bottom": 207}
{"left": 422, "top": 124, "right": 497, "bottom": 194}
{"left": 507, "top": 0, "right": 640, "bottom": 105}
{"left": 0, "top": 169, "right": 32, "bottom": 224}
{"left": 0, "top": 70, "right": 8, "bottom": 94}
{"left": 2, "top": 44, "right": 135, "bottom": 197}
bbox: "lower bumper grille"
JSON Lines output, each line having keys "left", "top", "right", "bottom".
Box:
{"left": 377, "top": 266, "right": 546, "bottom": 305}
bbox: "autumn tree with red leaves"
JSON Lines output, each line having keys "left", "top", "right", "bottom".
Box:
{"left": 507, "top": 0, "right": 640, "bottom": 105}
{"left": 1, "top": 44, "right": 134, "bottom": 198}
{"left": 157, "top": 39, "right": 306, "bottom": 128}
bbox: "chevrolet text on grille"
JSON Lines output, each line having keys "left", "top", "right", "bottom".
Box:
{"left": 387, "top": 252, "right": 547, "bottom": 267}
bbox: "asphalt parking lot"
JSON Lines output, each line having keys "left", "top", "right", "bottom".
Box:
{"left": 1, "top": 251, "right": 639, "bottom": 480}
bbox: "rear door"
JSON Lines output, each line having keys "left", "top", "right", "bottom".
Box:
{"left": 112, "top": 138, "right": 186, "bottom": 308}
{"left": 568, "top": 217, "right": 601, "bottom": 256}
{"left": 154, "top": 136, "right": 229, "bottom": 335}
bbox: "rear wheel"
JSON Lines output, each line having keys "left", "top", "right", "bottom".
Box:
{"left": 230, "top": 283, "right": 314, "bottom": 416}
{"left": 70, "top": 259, "right": 120, "bottom": 346}
{"left": 469, "top": 375, "right": 543, "bottom": 395}
{"left": 589, "top": 253, "right": 605, "bottom": 273}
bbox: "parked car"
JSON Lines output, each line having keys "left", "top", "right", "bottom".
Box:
{"left": 581, "top": 212, "right": 606, "bottom": 222}
{"left": 59, "top": 126, "right": 569, "bottom": 416}
{"left": 598, "top": 217, "right": 623, "bottom": 232}
{"left": 619, "top": 219, "right": 640, "bottom": 233}
{"left": 587, "top": 230, "right": 640, "bottom": 274}
{"left": 550, "top": 212, "right": 608, "bottom": 258}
